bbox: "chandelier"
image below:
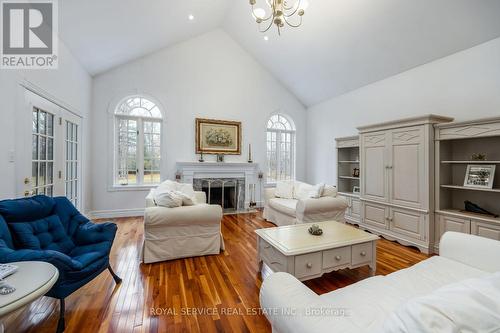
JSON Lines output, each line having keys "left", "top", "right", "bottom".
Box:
{"left": 249, "top": 0, "right": 308, "bottom": 35}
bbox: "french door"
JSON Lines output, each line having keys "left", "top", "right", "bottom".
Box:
{"left": 19, "top": 90, "right": 82, "bottom": 209}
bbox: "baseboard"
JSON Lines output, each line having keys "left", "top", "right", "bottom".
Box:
{"left": 88, "top": 208, "right": 144, "bottom": 219}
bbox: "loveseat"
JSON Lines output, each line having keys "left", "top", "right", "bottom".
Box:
{"left": 260, "top": 232, "right": 500, "bottom": 333}
{"left": 142, "top": 181, "right": 224, "bottom": 263}
{"left": 263, "top": 181, "right": 348, "bottom": 226}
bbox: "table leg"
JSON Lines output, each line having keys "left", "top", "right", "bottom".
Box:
{"left": 369, "top": 240, "right": 377, "bottom": 276}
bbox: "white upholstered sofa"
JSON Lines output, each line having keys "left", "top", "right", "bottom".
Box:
{"left": 263, "top": 181, "right": 348, "bottom": 226}
{"left": 142, "top": 183, "right": 224, "bottom": 263}
{"left": 260, "top": 232, "right": 500, "bottom": 333}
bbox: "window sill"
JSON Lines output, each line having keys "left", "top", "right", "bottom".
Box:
{"left": 108, "top": 184, "right": 158, "bottom": 192}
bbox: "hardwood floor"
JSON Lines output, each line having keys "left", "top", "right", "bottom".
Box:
{"left": 4, "top": 211, "right": 429, "bottom": 333}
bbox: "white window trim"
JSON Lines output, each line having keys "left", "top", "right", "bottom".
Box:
{"left": 266, "top": 114, "right": 296, "bottom": 185}
{"left": 108, "top": 95, "right": 165, "bottom": 191}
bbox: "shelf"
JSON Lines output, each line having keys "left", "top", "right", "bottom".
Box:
{"left": 338, "top": 161, "right": 360, "bottom": 163}
{"left": 440, "top": 185, "right": 500, "bottom": 193}
{"left": 441, "top": 160, "right": 500, "bottom": 164}
{"left": 436, "top": 209, "right": 500, "bottom": 225}
{"left": 339, "top": 176, "right": 360, "bottom": 180}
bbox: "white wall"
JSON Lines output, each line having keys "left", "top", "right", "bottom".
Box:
{"left": 90, "top": 29, "right": 307, "bottom": 213}
{"left": 0, "top": 41, "right": 92, "bottom": 212}
{"left": 306, "top": 37, "right": 500, "bottom": 185}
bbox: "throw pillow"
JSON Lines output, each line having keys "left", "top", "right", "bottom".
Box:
{"left": 322, "top": 185, "right": 338, "bottom": 197}
{"left": 176, "top": 183, "right": 196, "bottom": 201}
{"left": 9, "top": 214, "right": 75, "bottom": 253}
{"left": 174, "top": 191, "right": 195, "bottom": 206}
{"left": 154, "top": 190, "right": 183, "bottom": 208}
{"left": 275, "top": 181, "right": 295, "bottom": 199}
{"left": 309, "top": 183, "right": 325, "bottom": 199}
{"left": 379, "top": 272, "right": 500, "bottom": 333}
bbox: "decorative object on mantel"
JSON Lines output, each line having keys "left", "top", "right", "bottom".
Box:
{"left": 471, "top": 153, "right": 487, "bottom": 161}
{"left": 195, "top": 118, "right": 241, "bottom": 155}
{"left": 249, "top": 0, "right": 308, "bottom": 35}
{"left": 352, "top": 168, "right": 360, "bottom": 178}
{"left": 216, "top": 154, "right": 225, "bottom": 163}
{"left": 198, "top": 152, "right": 204, "bottom": 163}
{"left": 248, "top": 143, "right": 253, "bottom": 163}
{"left": 463, "top": 200, "right": 499, "bottom": 218}
{"left": 464, "top": 165, "right": 496, "bottom": 189}
{"left": 308, "top": 224, "right": 323, "bottom": 236}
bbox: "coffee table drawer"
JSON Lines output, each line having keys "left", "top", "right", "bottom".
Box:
{"left": 322, "top": 246, "right": 351, "bottom": 269}
{"left": 351, "top": 242, "right": 373, "bottom": 266}
{"left": 259, "top": 239, "right": 287, "bottom": 272}
{"left": 294, "top": 252, "right": 322, "bottom": 279}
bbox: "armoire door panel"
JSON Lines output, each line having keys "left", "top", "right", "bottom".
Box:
{"left": 362, "top": 202, "right": 388, "bottom": 229}
{"left": 364, "top": 146, "right": 386, "bottom": 201}
{"left": 390, "top": 208, "right": 425, "bottom": 240}
{"left": 390, "top": 127, "right": 425, "bottom": 209}
{"left": 471, "top": 221, "right": 500, "bottom": 241}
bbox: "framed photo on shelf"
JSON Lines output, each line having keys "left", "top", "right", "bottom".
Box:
{"left": 464, "top": 165, "right": 496, "bottom": 189}
{"left": 352, "top": 186, "right": 360, "bottom": 194}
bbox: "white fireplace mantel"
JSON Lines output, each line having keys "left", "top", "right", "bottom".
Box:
{"left": 176, "top": 162, "right": 261, "bottom": 208}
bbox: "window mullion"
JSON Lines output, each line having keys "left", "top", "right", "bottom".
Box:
{"left": 138, "top": 118, "right": 145, "bottom": 185}
{"left": 276, "top": 130, "right": 282, "bottom": 181}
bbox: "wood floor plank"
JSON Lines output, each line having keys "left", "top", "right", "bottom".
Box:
{"left": 3, "top": 211, "right": 429, "bottom": 333}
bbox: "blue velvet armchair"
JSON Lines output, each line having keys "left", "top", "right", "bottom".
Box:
{"left": 0, "top": 195, "right": 121, "bottom": 333}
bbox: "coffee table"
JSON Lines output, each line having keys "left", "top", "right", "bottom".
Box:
{"left": 255, "top": 221, "right": 379, "bottom": 281}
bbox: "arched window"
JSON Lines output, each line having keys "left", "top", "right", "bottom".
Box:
{"left": 266, "top": 114, "right": 296, "bottom": 184}
{"left": 114, "top": 96, "right": 162, "bottom": 186}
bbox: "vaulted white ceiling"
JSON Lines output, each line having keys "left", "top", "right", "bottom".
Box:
{"left": 60, "top": 0, "right": 500, "bottom": 106}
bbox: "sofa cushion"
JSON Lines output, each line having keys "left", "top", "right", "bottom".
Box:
{"left": 319, "top": 256, "right": 488, "bottom": 332}
{"left": 0, "top": 216, "right": 13, "bottom": 249}
{"left": 8, "top": 214, "right": 75, "bottom": 254}
{"left": 154, "top": 190, "right": 183, "bottom": 208}
{"left": 321, "top": 185, "right": 338, "bottom": 197}
{"left": 268, "top": 198, "right": 297, "bottom": 216}
{"left": 380, "top": 272, "right": 500, "bottom": 333}
{"left": 275, "top": 181, "right": 295, "bottom": 199}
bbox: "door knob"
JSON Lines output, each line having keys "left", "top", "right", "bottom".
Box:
{"left": 24, "top": 190, "right": 32, "bottom": 197}
{"left": 24, "top": 177, "right": 30, "bottom": 185}
{"left": 306, "top": 263, "right": 313, "bottom": 268}
{"left": 335, "top": 255, "right": 342, "bottom": 261}
{"left": 360, "top": 251, "right": 367, "bottom": 257}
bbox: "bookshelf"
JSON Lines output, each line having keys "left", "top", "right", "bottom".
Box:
{"left": 434, "top": 117, "right": 500, "bottom": 250}
{"left": 335, "top": 136, "right": 361, "bottom": 225}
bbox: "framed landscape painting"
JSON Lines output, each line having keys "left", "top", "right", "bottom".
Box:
{"left": 196, "top": 118, "right": 241, "bottom": 155}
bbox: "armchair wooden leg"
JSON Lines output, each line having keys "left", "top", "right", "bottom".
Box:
{"left": 108, "top": 265, "right": 122, "bottom": 284}
{"left": 56, "top": 298, "right": 65, "bottom": 333}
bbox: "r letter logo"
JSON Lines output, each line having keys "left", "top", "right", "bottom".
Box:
{"left": 1, "top": 0, "right": 58, "bottom": 69}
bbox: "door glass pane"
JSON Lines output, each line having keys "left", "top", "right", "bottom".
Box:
{"left": 31, "top": 108, "right": 55, "bottom": 197}
{"left": 64, "top": 120, "right": 80, "bottom": 206}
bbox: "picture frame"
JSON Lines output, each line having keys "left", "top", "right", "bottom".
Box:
{"left": 195, "top": 118, "right": 241, "bottom": 155}
{"left": 352, "top": 186, "right": 360, "bottom": 194}
{"left": 464, "top": 165, "right": 496, "bottom": 189}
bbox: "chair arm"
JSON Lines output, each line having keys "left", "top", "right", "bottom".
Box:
{"left": 144, "top": 204, "right": 222, "bottom": 227}
{"left": 0, "top": 248, "right": 81, "bottom": 271}
{"left": 73, "top": 221, "right": 117, "bottom": 246}
{"left": 264, "top": 187, "right": 276, "bottom": 204}
{"left": 145, "top": 189, "right": 156, "bottom": 208}
{"left": 260, "top": 272, "right": 339, "bottom": 333}
{"left": 440, "top": 231, "right": 500, "bottom": 272}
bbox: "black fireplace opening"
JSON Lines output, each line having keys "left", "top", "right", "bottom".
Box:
{"left": 202, "top": 184, "right": 237, "bottom": 211}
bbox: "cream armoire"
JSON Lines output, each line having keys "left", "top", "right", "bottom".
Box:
{"left": 357, "top": 115, "right": 453, "bottom": 253}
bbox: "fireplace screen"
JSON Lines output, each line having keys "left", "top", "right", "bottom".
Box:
{"left": 193, "top": 178, "right": 245, "bottom": 213}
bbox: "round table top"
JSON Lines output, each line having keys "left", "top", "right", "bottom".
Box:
{"left": 0, "top": 261, "right": 59, "bottom": 318}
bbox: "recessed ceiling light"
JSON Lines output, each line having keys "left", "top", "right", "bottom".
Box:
{"left": 263, "top": 36, "right": 269, "bottom": 41}
{"left": 188, "top": 14, "right": 194, "bottom": 21}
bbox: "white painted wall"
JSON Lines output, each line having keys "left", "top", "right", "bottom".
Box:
{"left": 306, "top": 37, "right": 500, "bottom": 185}
{"left": 0, "top": 41, "right": 92, "bottom": 212}
{"left": 90, "top": 29, "right": 306, "bottom": 213}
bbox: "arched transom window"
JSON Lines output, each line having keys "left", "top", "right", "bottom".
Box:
{"left": 114, "top": 96, "right": 162, "bottom": 186}
{"left": 266, "top": 114, "right": 296, "bottom": 184}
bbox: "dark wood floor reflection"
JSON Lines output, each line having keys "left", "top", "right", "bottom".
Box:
{"left": 4, "top": 211, "right": 429, "bottom": 333}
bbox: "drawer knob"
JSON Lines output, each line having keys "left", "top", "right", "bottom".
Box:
{"left": 264, "top": 245, "right": 271, "bottom": 249}
{"left": 306, "top": 263, "right": 313, "bottom": 269}
{"left": 335, "top": 255, "right": 342, "bottom": 261}
{"left": 360, "top": 251, "right": 367, "bottom": 257}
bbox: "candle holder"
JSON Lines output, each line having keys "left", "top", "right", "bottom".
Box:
{"left": 198, "top": 152, "right": 204, "bottom": 162}
{"left": 248, "top": 143, "right": 253, "bottom": 163}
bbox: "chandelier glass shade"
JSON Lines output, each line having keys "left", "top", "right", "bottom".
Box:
{"left": 250, "top": 0, "right": 308, "bottom": 35}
